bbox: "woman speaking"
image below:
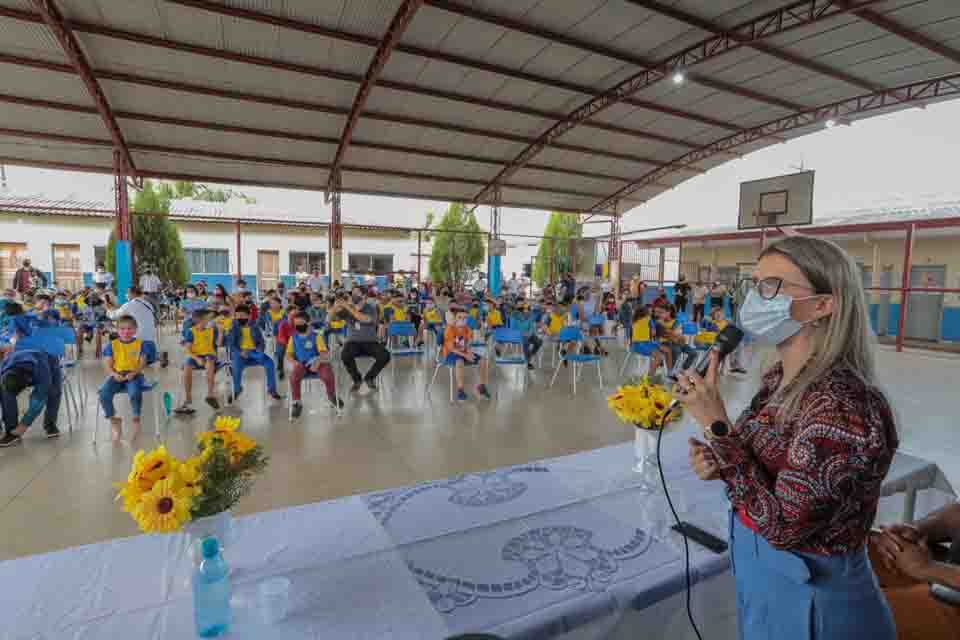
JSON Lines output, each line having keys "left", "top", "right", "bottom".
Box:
{"left": 679, "top": 236, "right": 899, "bottom": 639}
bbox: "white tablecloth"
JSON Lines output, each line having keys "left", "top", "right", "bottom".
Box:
{"left": 1, "top": 415, "right": 949, "bottom": 640}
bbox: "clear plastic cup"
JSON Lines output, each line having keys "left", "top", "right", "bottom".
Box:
{"left": 258, "top": 577, "right": 291, "bottom": 625}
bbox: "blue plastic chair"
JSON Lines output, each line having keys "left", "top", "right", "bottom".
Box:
{"left": 466, "top": 316, "right": 486, "bottom": 349}
{"left": 15, "top": 334, "right": 82, "bottom": 432}
{"left": 589, "top": 314, "right": 619, "bottom": 351}
{"left": 37, "top": 326, "right": 89, "bottom": 406}
{"left": 491, "top": 327, "right": 529, "bottom": 398}
{"left": 548, "top": 327, "right": 603, "bottom": 395}
{"left": 386, "top": 321, "right": 424, "bottom": 386}
{"left": 425, "top": 327, "right": 482, "bottom": 404}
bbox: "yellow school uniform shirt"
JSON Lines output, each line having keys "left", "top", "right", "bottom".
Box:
{"left": 108, "top": 338, "right": 143, "bottom": 373}
{"left": 216, "top": 316, "right": 232, "bottom": 335}
{"left": 188, "top": 326, "right": 216, "bottom": 356}
{"left": 424, "top": 308, "right": 441, "bottom": 324}
{"left": 389, "top": 305, "right": 408, "bottom": 322}
{"left": 657, "top": 318, "right": 678, "bottom": 343}
{"left": 56, "top": 304, "right": 74, "bottom": 321}
{"left": 268, "top": 309, "right": 285, "bottom": 323}
{"left": 547, "top": 313, "right": 565, "bottom": 335}
{"left": 469, "top": 307, "right": 479, "bottom": 320}
{"left": 632, "top": 319, "right": 652, "bottom": 342}
{"left": 239, "top": 327, "right": 256, "bottom": 350}
{"left": 487, "top": 309, "right": 503, "bottom": 327}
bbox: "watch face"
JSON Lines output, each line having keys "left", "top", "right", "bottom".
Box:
{"left": 710, "top": 421, "right": 729, "bottom": 437}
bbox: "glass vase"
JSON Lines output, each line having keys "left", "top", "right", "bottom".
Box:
{"left": 633, "top": 426, "right": 661, "bottom": 494}
{"left": 175, "top": 511, "right": 234, "bottom": 593}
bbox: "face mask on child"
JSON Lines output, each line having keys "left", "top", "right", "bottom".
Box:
{"left": 236, "top": 318, "right": 249, "bottom": 327}
{"left": 295, "top": 324, "right": 309, "bottom": 334}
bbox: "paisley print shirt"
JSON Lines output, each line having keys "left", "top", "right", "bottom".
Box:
{"left": 711, "top": 363, "right": 898, "bottom": 555}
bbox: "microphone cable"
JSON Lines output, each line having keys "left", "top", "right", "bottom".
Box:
{"left": 656, "top": 409, "right": 704, "bottom": 640}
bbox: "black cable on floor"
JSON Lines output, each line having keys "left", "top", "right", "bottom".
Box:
{"left": 656, "top": 416, "right": 704, "bottom": 640}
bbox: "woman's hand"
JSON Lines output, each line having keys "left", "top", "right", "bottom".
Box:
{"left": 689, "top": 437, "right": 721, "bottom": 481}
{"left": 675, "top": 350, "right": 731, "bottom": 432}
{"left": 885, "top": 532, "right": 934, "bottom": 581}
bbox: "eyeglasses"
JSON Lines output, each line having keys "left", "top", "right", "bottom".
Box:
{"left": 747, "top": 277, "right": 817, "bottom": 300}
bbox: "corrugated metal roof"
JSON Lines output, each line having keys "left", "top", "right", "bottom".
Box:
{"left": 0, "top": 0, "right": 958, "bottom": 216}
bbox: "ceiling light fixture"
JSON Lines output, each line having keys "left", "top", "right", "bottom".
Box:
{"left": 672, "top": 70, "right": 686, "bottom": 85}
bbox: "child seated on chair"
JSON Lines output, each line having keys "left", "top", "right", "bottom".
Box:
{"left": 174, "top": 308, "right": 220, "bottom": 414}
{"left": 631, "top": 305, "right": 664, "bottom": 378}
{"left": 484, "top": 298, "right": 504, "bottom": 356}
{"left": 654, "top": 304, "right": 691, "bottom": 374}
{"left": 510, "top": 303, "right": 542, "bottom": 370}
{"left": 307, "top": 293, "right": 327, "bottom": 329}
{"left": 442, "top": 306, "right": 490, "bottom": 401}
{"left": 287, "top": 311, "right": 341, "bottom": 418}
{"left": 100, "top": 315, "right": 148, "bottom": 443}
{"left": 228, "top": 304, "right": 283, "bottom": 402}
{"left": 215, "top": 306, "right": 233, "bottom": 348}
{"left": 274, "top": 306, "right": 297, "bottom": 380}
{"left": 262, "top": 296, "right": 285, "bottom": 336}
{"left": 30, "top": 294, "right": 61, "bottom": 328}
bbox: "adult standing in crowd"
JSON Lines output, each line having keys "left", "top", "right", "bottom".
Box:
{"left": 709, "top": 280, "right": 727, "bottom": 314}
{"left": 692, "top": 280, "right": 708, "bottom": 322}
{"left": 139, "top": 266, "right": 161, "bottom": 297}
{"left": 506, "top": 273, "right": 520, "bottom": 299}
{"left": 307, "top": 267, "right": 325, "bottom": 294}
{"left": 0, "top": 348, "right": 63, "bottom": 447}
{"left": 674, "top": 274, "right": 691, "bottom": 316}
{"left": 731, "top": 277, "right": 747, "bottom": 322}
{"left": 93, "top": 262, "right": 113, "bottom": 290}
{"left": 561, "top": 272, "right": 576, "bottom": 304}
{"left": 12, "top": 258, "right": 46, "bottom": 294}
{"left": 337, "top": 285, "right": 390, "bottom": 393}
{"left": 683, "top": 235, "right": 898, "bottom": 639}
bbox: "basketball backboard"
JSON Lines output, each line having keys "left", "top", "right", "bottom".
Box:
{"left": 738, "top": 170, "right": 814, "bottom": 230}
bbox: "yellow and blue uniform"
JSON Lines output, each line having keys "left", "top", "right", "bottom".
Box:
{"left": 56, "top": 304, "right": 74, "bottom": 323}
{"left": 216, "top": 315, "right": 233, "bottom": 339}
{"left": 226, "top": 320, "right": 278, "bottom": 396}
{"left": 487, "top": 308, "right": 503, "bottom": 328}
{"left": 265, "top": 308, "right": 285, "bottom": 335}
{"left": 286, "top": 330, "right": 328, "bottom": 366}
{"left": 546, "top": 312, "right": 566, "bottom": 336}
{"left": 100, "top": 338, "right": 147, "bottom": 418}
{"left": 632, "top": 318, "right": 653, "bottom": 342}
{"left": 424, "top": 307, "right": 441, "bottom": 325}
{"left": 182, "top": 323, "right": 219, "bottom": 368}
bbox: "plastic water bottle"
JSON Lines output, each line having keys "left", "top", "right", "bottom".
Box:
{"left": 193, "top": 537, "right": 232, "bottom": 637}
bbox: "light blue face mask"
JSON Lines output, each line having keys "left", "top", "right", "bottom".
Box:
{"left": 738, "top": 288, "right": 819, "bottom": 345}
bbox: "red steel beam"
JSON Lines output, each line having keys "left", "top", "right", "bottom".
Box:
{"left": 165, "top": 0, "right": 713, "bottom": 148}
{"left": 328, "top": 0, "right": 424, "bottom": 195}
{"left": 0, "top": 82, "right": 657, "bottom": 179}
{"left": 0, "top": 156, "right": 616, "bottom": 215}
{"left": 593, "top": 72, "right": 960, "bottom": 212}
{"left": 847, "top": 5, "right": 960, "bottom": 66}
{"left": 0, "top": 125, "right": 618, "bottom": 200}
{"left": 27, "top": 0, "right": 139, "bottom": 185}
{"left": 0, "top": 6, "right": 727, "bottom": 149}
{"left": 625, "top": 0, "right": 880, "bottom": 92}
{"left": 471, "top": 0, "right": 883, "bottom": 205}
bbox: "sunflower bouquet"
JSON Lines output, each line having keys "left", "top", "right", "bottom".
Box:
{"left": 115, "top": 416, "right": 269, "bottom": 534}
{"left": 607, "top": 376, "right": 678, "bottom": 430}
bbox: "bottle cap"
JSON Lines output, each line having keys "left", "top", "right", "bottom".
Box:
{"left": 201, "top": 537, "right": 220, "bottom": 559}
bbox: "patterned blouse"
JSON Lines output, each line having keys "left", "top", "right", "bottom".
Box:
{"left": 710, "top": 363, "right": 898, "bottom": 555}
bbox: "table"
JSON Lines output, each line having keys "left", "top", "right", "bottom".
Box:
{"left": 1, "top": 415, "right": 950, "bottom": 640}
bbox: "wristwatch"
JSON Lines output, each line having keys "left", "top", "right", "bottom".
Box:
{"left": 707, "top": 420, "right": 730, "bottom": 439}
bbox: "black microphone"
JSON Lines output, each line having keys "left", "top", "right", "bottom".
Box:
{"left": 667, "top": 324, "right": 744, "bottom": 411}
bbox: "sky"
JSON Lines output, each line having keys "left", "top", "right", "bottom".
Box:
{"left": 4, "top": 98, "right": 960, "bottom": 275}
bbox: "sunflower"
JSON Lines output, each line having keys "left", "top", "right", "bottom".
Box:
{"left": 213, "top": 415, "right": 241, "bottom": 433}
{"left": 174, "top": 455, "right": 204, "bottom": 497}
{"left": 607, "top": 380, "right": 676, "bottom": 429}
{"left": 130, "top": 445, "right": 177, "bottom": 492}
{"left": 133, "top": 476, "right": 193, "bottom": 534}
{"left": 113, "top": 478, "right": 146, "bottom": 514}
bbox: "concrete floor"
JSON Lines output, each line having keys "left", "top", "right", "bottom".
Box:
{"left": 0, "top": 334, "right": 957, "bottom": 563}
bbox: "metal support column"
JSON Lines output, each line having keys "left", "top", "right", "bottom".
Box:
{"left": 113, "top": 150, "right": 133, "bottom": 303}
{"left": 607, "top": 201, "right": 622, "bottom": 291}
{"left": 896, "top": 224, "right": 915, "bottom": 352}
{"left": 234, "top": 220, "right": 242, "bottom": 285}
{"left": 327, "top": 169, "right": 343, "bottom": 284}
{"left": 487, "top": 188, "right": 502, "bottom": 296}
{"left": 416, "top": 230, "right": 422, "bottom": 286}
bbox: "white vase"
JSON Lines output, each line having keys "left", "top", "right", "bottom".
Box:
{"left": 633, "top": 427, "right": 661, "bottom": 494}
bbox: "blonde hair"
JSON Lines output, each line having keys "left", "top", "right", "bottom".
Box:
{"left": 760, "top": 236, "right": 878, "bottom": 422}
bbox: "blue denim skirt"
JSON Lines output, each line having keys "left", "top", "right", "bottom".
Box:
{"left": 730, "top": 512, "right": 895, "bottom": 640}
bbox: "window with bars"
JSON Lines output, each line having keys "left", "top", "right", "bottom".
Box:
{"left": 94, "top": 245, "right": 107, "bottom": 267}
{"left": 663, "top": 247, "right": 680, "bottom": 283}
{"left": 348, "top": 253, "right": 393, "bottom": 275}
{"left": 184, "top": 248, "right": 229, "bottom": 274}
{"left": 637, "top": 248, "right": 660, "bottom": 283}
{"left": 290, "top": 252, "right": 326, "bottom": 276}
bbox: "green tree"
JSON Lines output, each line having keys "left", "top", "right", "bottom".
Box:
{"left": 427, "top": 203, "right": 485, "bottom": 283}
{"left": 532, "top": 212, "right": 582, "bottom": 287}
{"left": 106, "top": 180, "right": 255, "bottom": 286}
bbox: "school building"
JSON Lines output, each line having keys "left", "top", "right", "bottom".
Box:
{"left": 629, "top": 195, "right": 960, "bottom": 346}
{"left": 0, "top": 196, "right": 425, "bottom": 293}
